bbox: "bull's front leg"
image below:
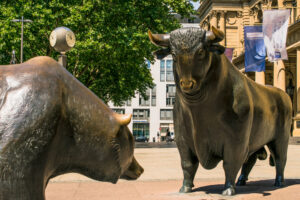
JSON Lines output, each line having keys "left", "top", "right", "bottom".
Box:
{"left": 176, "top": 138, "right": 199, "bottom": 193}
{"left": 222, "top": 146, "right": 247, "bottom": 196}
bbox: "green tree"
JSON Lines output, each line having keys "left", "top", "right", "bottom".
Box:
{"left": 0, "top": 0, "right": 195, "bottom": 105}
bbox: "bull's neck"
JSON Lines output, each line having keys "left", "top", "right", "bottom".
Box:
{"left": 177, "top": 54, "right": 230, "bottom": 106}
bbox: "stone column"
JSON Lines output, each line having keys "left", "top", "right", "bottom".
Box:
{"left": 273, "top": 60, "right": 286, "bottom": 91}
{"left": 210, "top": 11, "right": 218, "bottom": 28}
{"left": 255, "top": 72, "right": 265, "bottom": 85}
{"left": 298, "top": 0, "right": 300, "bottom": 20}
{"left": 278, "top": 0, "right": 284, "bottom": 7}
{"left": 237, "top": 11, "right": 244, "bottom": 56}
{"left": 254, "top": 2, "right": 265, "bottom": 86}
{"left": 284, "top": 0, "right": 295, "bottom": 24}
{"left": 219, "top": 11, "right": 226, "bottom": 46}
{"left": 293, "top": 49, "right": 300, "bottom": 136}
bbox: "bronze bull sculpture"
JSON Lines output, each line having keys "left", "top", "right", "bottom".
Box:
{"left": 149, "top": 27, "right": 292, "bottom": 195}
{"left": 0, "top": 56, "right": 143, "bottom": 200}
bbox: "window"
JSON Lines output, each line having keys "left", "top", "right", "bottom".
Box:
{"left": 112, "top": 109, "right": 125, "bottom": 114}
{"left": 139, "top": 97, "right": 150, "bottom": 106}
{"left": 139, "top": 89, "right": 150, "bottom": 106}
{"left": 161, "top": 59, "right": 174, "bottom": 82}
{"left": 139, "top": 87, "right": 156, "bottom": 107}
{"left": 160, "top": 109, "right": 173, "bottom": 120}
{"left": 160, "top": 60, "right": 165, "bottom": 81}
{"left": 166, "top": 84, "right": 176, "bottom": 106}
{"left": 151, "top": 85, "right": 156, "bottom": 106}
{"left": 133, "top": 109, "right": 150, "bottom": 120}
{"left": 126, "top": 100, "right": 131, "bottom": 106}
{"left": 166, "top": 60, "right": 174, "bottom": 81}
{"left": 133, "top": 123, "right": 149, "bottom": 137}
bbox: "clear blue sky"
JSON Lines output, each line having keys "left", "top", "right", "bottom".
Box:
{"left": 191, "top": 1, "right": 200, "bottom": 10}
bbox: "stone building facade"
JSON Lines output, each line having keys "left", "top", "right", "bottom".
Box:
{"left": 197, "top": 0, "right": 300, "bottom": 136}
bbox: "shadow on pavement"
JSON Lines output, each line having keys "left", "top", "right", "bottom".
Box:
{"left": 192, "top": 179, "right": 300, "bottom": 196}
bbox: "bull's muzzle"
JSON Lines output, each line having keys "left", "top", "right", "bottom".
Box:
{"left": 120, "top": 157, "right": 144, "bottom": 180}
{"left": 180, "top": 79, "right": 196, "bottom": 91}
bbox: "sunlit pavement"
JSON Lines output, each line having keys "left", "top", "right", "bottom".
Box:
{"left": 46, "top": 145, "right": 300, "bottom": 200}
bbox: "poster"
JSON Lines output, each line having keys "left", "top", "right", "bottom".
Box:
{"left": 244, "top": 26, "right": 266, "bottom": 72}
{"left": 263, "top": 10, "right": 290, "bottom": 62}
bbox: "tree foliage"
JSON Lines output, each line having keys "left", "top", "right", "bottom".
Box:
{"left": 0, "top": 0, "right": 195, "bottom": 105}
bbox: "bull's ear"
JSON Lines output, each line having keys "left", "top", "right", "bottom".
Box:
{"left": 148, "top": 30, "right": 170, "bottom": 47}
{"left": 153, "top": 48, "right": 171, "bottom": 59}
{"left": 208, "top": 43, "right": 225, "bottom": 55}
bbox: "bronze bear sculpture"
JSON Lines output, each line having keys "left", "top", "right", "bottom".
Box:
{"left": 0, "top": 56, "right": 143, "bottom": 200}
{"left": 149, "top": 27, "right": 292, "bottom": 196}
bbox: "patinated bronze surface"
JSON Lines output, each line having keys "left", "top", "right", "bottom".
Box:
{"left": 0, "top": 56, "right": 143, "bottom": 200}
{"left": 149, "top": 27, "right": 292, "bottom": 196}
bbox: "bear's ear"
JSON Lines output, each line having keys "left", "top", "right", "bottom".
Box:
{"left": 153, "top": 48, "right": 171, "bottom": 59}
{"left": 208, "top": 43, "right": 225, "bottom": 55}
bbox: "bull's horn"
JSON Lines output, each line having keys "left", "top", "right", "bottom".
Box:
{"left": 114, "top": 113, "right": 132, "bottom": 126}
{"left": 148, "top": 30, "right": 170, "bottom": 47}
{"left": 205, "top": 26, "right": 224, "bottom": 43}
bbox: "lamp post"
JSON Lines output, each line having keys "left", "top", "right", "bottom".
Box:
{"left": 10, "top": 50, "right": 16, "bottom": 64}
{"left": 49, "top": 27, "right": 76, "bottom": 68}
{"left": 11, "top": 16, "right": 33, "bottom": 63}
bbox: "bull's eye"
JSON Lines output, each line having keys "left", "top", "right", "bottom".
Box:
{"left": 171, "top": 50, "right": 176, "bottom": 59}
{"left": 197, "top": 49, "right": 205, "bottom": 59}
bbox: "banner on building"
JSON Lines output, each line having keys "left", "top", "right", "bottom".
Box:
{"left": 244, "top": 26, "right": 266, "bottom": 72}
{"left": 263, "top": 10, "right": 290, "bottom": 62}
{"left": 225, "top": 48, "right": 234, "bottom": 62}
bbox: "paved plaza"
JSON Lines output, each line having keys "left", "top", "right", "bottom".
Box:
{"left": 46, "top": 145, "right": 300, "bottom": 200}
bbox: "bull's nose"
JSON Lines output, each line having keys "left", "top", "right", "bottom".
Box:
{"left": 180, "top": 79, "right": 196, "bottom": 90}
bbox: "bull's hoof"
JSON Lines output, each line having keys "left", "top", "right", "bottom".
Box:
{"left": 274, "top": 181, "right": 285, "bottom": 187}
{"left": 179, "top": 185, "right": 192, "bottom": 193}
{"left": 236, "top": 174, "right": 247, "bottom": 186}
{"left": 274, "top": 176, "right": 285, "bottom": 187}
{"left": 236, "top": 179, "right": 246, "bottom": 186}
{"left": 222, "top": 186, "right": 235, "bottom": 196}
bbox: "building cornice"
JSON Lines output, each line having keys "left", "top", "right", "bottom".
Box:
{"left": 198, "top": 0, "right": 249, "bottom": 22}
